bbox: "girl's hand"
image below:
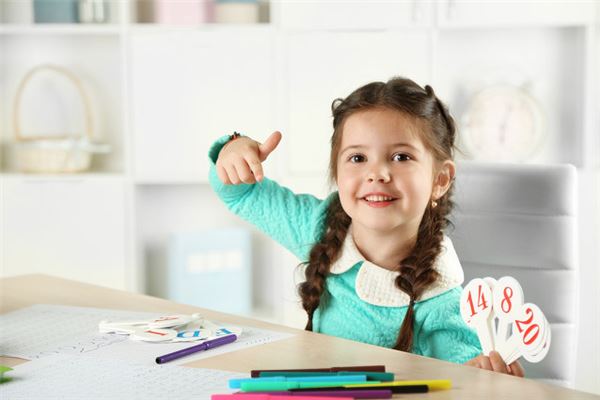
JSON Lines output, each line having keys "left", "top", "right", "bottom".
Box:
{"left": 464, "top": 351, "right": 525, "bottom": 377}
{"left": 216, "top": 131, "right": 282, "bottom": 185}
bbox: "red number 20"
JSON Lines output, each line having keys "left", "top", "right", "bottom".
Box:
{"left": 514, "top": 307, "right": 540, "bottom": 345}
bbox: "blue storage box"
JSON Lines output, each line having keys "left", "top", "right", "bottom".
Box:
{"left": 167, "top": 228, "right": 252, "bottom": 315}
{"left": 34, "top": 0, "right": 78, "bottom": 23}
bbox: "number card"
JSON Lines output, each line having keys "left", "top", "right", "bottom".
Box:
{"left": 97, "top": 313, "right": 242, "bottom": 345}
{"left": 460, "top": 278, "right": 494, "bottom": 355}
{"left": 461, "top": 276, "right": 551, "bottom": 365}
{"left": 483, "top": 277, "right": 499, "bottom": 349}
{"left": 492, "top": 277, "right": 524, "bottom": 351}
{"left": 503, "top": 303, "right": 551, "bottom": 365}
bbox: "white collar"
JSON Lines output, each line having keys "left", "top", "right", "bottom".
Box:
{"left": 330, "top": 228, "right": 464, "bottom": 307}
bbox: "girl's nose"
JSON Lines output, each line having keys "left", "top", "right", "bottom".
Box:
{"left": 367, "top": 167, "right": 391, "bottom": 183}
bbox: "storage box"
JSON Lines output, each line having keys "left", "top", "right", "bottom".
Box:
{"left": 34, "top": 0, "right": 78, "bottom": 23}
{"left": 1, "top": 0, "right": 34, "bottom": 23}
{"left": 154, "top": 0, "right": 211, "bottom": 24}
{"left": 215, "top": 0, "right": 258, "bottom": 23}
{"left": 167, "top": 228, "right": 252, "bottom": 314}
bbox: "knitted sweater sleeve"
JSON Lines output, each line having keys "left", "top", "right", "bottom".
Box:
{"left": 418, "top": 287, "right": 482, "bottom": 364}
{"left": 208, "top": 135, "right": 330, "bottom": 260}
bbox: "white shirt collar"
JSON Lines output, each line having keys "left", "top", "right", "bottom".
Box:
{"left": 330, "top": 228, "right": 464, "bottom": 307}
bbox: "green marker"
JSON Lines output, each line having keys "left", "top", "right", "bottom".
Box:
{"left": 241, "top": 380, "right": 381, "bottom": 392}
{"left": 0, "top": 365, "right": 13, "bottom": 384}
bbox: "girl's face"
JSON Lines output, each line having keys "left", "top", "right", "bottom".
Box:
{"left": 335, "top": 107, "right": 451, "bottom": 238}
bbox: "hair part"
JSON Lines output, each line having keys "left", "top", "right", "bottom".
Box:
{"left": 298, "top": 76, "right": 457, "bottom": 353}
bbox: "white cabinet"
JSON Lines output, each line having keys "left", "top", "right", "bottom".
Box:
{"left": 0, "top": 0, "right": 596, "bottom": 297}
{"left": 0, "top": 176, "right": 128, "bottom": 290}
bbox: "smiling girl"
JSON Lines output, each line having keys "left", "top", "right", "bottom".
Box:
{"left": 208, "top": 76, "right": 523, "bottom": 376}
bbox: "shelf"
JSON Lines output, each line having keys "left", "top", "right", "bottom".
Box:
{"left": 129, "top": 22, "right": 274, "bottom": 34}
{"left": 0, "top": 172, "right": 125, "bottom": 182}
{"left": 134, "top": 176, "right": 208, "bottom": 185}
{"left": 0, "top": 24, "right": 122, "bottom": 36}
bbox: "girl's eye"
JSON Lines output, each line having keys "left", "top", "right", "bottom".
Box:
{"left": 349, "top": 154, "right": 365, "bottom": 163}
{"left": 393, "top": 153, "right": 411, "bottom": 162}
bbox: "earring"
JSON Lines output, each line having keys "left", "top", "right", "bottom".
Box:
{"left": 431, "top": 199, "right": 438, "bottom": 208}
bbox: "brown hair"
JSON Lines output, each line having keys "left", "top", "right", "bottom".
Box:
{"left": 298, "top": 76, "right": 456, "bottom": 352}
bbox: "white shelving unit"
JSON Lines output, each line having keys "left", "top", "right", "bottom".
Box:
{"left": 0, "top": 0, "right": 598, "bottom": 392}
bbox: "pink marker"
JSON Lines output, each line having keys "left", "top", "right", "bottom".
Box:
{"left": 211, "top": 395, "right": 352, "bottom": 400}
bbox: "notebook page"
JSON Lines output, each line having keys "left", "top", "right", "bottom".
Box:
{"left": 0, "top": 354, "right": 247, "bottom": 400}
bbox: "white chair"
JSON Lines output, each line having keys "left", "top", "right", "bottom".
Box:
{"left": 449, "top": 161, "right": 578, "bottom": 387}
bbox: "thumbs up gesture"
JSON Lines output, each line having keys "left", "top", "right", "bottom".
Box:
{"left": 216, "top": 131, "right": 282, "bottom": 185}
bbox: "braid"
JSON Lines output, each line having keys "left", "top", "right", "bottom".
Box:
{"left": 394, "top": 190, "right": 454, "bottom": 351}
{"left": 299, "top": 195, "right": 351, "bottom": 331}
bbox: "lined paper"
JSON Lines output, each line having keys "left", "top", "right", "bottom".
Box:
{"left": 0, "top": 354, "right": 247, "bottom": 400}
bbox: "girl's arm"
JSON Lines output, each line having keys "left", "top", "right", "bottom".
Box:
{"left": 418, "top": 287, "right": 483, "bottom": 364}
{"left": 208, "top": 133, "right": 333, "bottom": 260}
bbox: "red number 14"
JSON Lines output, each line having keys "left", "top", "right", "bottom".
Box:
{"left": 467, "top": 284, "right": 488, "bottom": 317}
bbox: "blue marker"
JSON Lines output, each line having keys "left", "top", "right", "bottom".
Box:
{"left": 229, "top": 374, "right": 368, "bottom": 389}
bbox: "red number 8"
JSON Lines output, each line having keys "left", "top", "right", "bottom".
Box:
{"left": 501, "top": 286, "right": 513, "bottom": 313}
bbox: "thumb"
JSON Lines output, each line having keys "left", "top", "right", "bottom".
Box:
{"left": 258, "top": 131, "right": 282, "bottom": 161}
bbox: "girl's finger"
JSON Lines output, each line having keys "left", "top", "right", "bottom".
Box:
{"left": 509, "top": 361, "right": 525, "bottom": 377}
{"left": 464, "top": 355, "right": 483, "bottom": 368}
{"left": 216, "top": 164, "right": 231, "bottom": 185}
{"left": 489, "top": 351, "right": 508, "bottom": 374}
{"left": 245, "top": 155, "right": 264, "bottom": 181}
{"left": 258, "top": 131, "right": 282, "bottom": 161}
{"left": 479, "top": 355, "right": 493, "bottom": 371}
{"left": 233, "top": 158, "right": 256, "bottom": 184}
{"left": 224, "top": 164, "right": 240, "bottom": 185}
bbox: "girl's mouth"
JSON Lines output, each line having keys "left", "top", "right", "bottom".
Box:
{"left": 362, "top": 195, "right": 397, "bottom": 208}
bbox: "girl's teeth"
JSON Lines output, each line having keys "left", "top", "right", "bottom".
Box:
{"left": 365, "top": 196, "right": 393, "bottom": 202}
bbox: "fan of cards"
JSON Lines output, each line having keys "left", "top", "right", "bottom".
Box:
{"left": 98, "top": 313, "right": 242, "bottom": 343}
{"left": 460, "top": 276, "right": 551, "bottom": 364}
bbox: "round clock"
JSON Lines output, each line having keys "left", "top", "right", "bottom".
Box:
{"left": 460, "top": 84, "right": 545, "bottom": 162}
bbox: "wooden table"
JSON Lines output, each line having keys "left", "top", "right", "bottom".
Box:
{"left": 1, "top": 274, "right": 598, "bottom": 399}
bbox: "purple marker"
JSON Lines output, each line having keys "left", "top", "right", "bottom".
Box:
{"left": 235, "top": 388, "right": 392, "bottom": 399}
{"left": 155, "top": 334, "right": 237, "bottom": 364}
{"left": 240, "top": 390, "right": 393, "bottom": 399}
{"left": 290, "top": 390, "right": 392, "bottom": 399}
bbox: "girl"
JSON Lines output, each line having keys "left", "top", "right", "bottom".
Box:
{"left": 209, "top": 77, "right": 524, "bottom": 376}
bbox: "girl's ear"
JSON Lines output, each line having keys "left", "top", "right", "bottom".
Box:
{"left": 432, "top": 160, "right": 456, "bottom": 200}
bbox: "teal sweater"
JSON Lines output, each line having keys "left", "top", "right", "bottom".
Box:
{"left": 208, "top": 135, "right": 481, "bottom": 364}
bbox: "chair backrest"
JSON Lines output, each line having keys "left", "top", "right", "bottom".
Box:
{"left": 448, "top": 161, "right": 578, "bottom": 386}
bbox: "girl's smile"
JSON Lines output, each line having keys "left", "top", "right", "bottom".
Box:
{"left": 361, "top": 192, "right": 398, "bottom": 207}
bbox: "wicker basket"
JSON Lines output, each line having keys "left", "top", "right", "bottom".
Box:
{"left": 12, "top": 64, "right": 109, "bottom": 173}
